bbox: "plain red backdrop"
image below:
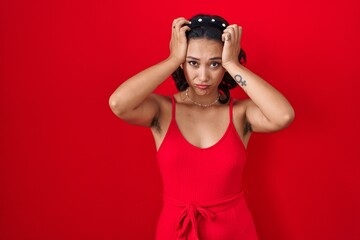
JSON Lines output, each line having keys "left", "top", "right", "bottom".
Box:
{"left": 1, "top": 0, "right": 360, "bottom": 239}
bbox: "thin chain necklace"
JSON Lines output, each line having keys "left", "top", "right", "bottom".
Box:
{"left": 185, "top": 87, "right": 219, "bottom": 108}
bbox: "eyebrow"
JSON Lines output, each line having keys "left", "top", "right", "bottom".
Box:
{"left": 186, "top": 56, "right": 222, "bottom": 61}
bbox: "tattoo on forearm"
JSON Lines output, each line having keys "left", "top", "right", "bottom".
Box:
{"left": 234, "top": 74, "right": 247, "bottom": 87}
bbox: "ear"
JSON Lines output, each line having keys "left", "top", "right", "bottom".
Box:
{"left": 180, "top": 63, "right": 184, "bottom": 69}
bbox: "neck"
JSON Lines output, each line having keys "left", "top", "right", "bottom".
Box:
{"left": 185, "top": 87, "right": 219, "bottom": 107}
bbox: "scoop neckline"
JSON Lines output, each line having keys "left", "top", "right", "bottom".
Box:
{"left": 156, "top": 96, "right": 247, "bottom": 153}
{"left": 172, "top": 100, "right": 233, "bottom": 150}
{"left": 174, "top": 115, "right": 233, "bottom": 150}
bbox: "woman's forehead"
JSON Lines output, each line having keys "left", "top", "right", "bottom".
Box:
{"left": 187, "top": 38, "right": 223, "bottom": 57}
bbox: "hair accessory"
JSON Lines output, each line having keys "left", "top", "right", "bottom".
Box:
{"left": 187, "top": 15, "right": 228, "bottom": 30}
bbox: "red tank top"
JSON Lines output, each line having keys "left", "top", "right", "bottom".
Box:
{"left": 155, "top": 97, "right": 258, "bottom": 240}
{"left": 157, "top": 96, "right": 247, "bottom": 202}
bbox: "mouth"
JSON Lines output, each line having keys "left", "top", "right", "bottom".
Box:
{"left": 194, "top": 84, "right": 210, "bottom": 89}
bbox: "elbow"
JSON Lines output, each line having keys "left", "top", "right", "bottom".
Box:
{"left": 108, "top": 94, "right": 126, "bottom": 117}
{"left": 108, "top": 94, "right": 118, "bottom": 111}
{"left": 278, "top": 108, "right": 295, "bottom": 129}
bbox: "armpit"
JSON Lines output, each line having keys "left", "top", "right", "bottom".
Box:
{"left": 243, "top": 120, "right": 252, "bottom": 135}
{"left": 151, "top": 116, "right": 161, "bottom": 133}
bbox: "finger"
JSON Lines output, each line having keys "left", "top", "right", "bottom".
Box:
{"left": 226, "top": 26, "right": 236, "bottom": 35}
{"left": 233, "top": 25, "right": 239, "bottom": 38}
{"left": 232, "top": 25, "right": 242, "bottom": 42}
{"left": 225, "top": 26, "right": 241, "bottom": 43}
{"left": 172, "top": 17, "right": 186, "bottom": 26}
{"left": 172, "top": 18, "right": 190, "bottom": 29}
{"left": 226, "top": 25, "right": 239, "bottom": 38}
{"left": 222, "top": 32, "right": 231, "bottom": 42}
{"left": 223, "top": 29, "right": 234, "bottom": 42}
{"left": 226, "top": 32, "right": 231, "bottom": 41}
{"left": 222, "top": 33, "right": 226, "bottom": 42}
{"left": 180, "top": 25, "right": 191, "bottom": 33}
{"left": 238, "top": 26, "right": 243, "bottom": 40}
{"left": 227, "top": 24, "right": 238, "bottom": 29}
{"left": 172, "top": 18, "right": 181, "bottom": 30}
{"left": 224, "top": 24, "right": 237, "bottom": 33}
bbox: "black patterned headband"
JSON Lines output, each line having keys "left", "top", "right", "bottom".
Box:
{"left": 187, "top": 15, "right": 228, "bottom": 31}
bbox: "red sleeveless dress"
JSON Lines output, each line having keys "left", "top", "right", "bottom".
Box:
{"left": 156, "top": 96, "right": 259, "bottom": 240}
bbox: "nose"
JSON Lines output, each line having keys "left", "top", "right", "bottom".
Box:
{"left": 198, "top": 66, "right": 209, "bottom": 83}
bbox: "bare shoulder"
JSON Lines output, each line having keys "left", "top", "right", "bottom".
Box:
{"left": 173, "top": 91, "right": 187, "bottom": 104}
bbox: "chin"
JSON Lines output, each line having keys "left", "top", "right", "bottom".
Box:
{"left": 193, "top": 87, "right": 210, "bottom": 95}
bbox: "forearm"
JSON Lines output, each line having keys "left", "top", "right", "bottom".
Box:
{"left": 225, "top": 62, "right": 295, "bottom": 125}
{"left": 109, "top": 57, "right": 180, "bottom": 114}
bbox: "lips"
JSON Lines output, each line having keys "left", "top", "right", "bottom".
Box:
{"left": 195, "top": 84, "right": 210, "bottom": 89}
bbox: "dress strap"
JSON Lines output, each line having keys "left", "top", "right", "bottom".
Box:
{"left": 171, "top": 95, "right": 176, "bottom": 120}
{"left": 229, "top": 98, "right": 233, "bottom": 122}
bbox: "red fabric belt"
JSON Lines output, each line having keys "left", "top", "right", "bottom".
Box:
{"left": 163, "top": 191, "right": 244, "bottom": 240}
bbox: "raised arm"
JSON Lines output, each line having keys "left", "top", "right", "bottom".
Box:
{"left": 222, "top": 25, "right": 295, "bottom": 132}
{"left": 108, "top": 18, "right": 190, "bottom": 127}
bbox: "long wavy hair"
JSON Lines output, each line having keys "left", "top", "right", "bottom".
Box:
{"left": 171, "top": 14, "right": 247, "bottom": 104}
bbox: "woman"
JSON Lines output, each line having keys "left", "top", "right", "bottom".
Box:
{"left": 109, "top": 14, "right": 294, "bottom": 240}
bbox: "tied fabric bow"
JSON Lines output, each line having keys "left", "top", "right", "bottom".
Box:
{"left": 176, "top": 202, "right": 215, "bottom": 239}
{"left": 163, "top": 191, "right": 244, "bottom": 240}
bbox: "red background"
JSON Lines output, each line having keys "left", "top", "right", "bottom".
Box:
{"left": 1, "top": 0, "right": 360, "bottom": 239}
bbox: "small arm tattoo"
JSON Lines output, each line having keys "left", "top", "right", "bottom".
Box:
{"left": 234, "top": 74, "right": 247, "bottom": 86}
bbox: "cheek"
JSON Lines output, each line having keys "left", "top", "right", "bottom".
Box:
{"left": 183, "top": 67, "right": 195, "bottom": 80}
{"left": 213, "top": 70, "right": 226, "bottom": 82}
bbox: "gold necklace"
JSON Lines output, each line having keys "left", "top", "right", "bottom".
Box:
{"left": 185, "top": 88, "right": 219, "bottom": 108}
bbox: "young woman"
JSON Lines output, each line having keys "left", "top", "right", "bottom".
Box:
{"left": 109, "top": 14, "right": 295, "bottom": 240}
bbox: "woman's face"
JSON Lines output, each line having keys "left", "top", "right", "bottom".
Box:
{"left": 183, "top": 38, "right": 226, "bottom": 96}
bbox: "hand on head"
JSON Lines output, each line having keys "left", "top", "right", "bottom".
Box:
{"left": 222, "top": 25, "right": 242, "bottom": 68}
{"left": 169, "top": 17, "right": 191, "bottom": 65}
{"left": 169, "top": 15, "right": 243, "bottom": 70}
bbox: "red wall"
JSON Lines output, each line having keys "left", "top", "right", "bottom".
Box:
{"left": 1, "top": 0, "right": 359, "bottom": 239}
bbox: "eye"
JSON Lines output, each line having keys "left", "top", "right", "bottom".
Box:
{"left": 188, "top": 61, "right": 198, "bottom": 67}
{"left": 210, "top": 62, "right": 221, "bottom": 68}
